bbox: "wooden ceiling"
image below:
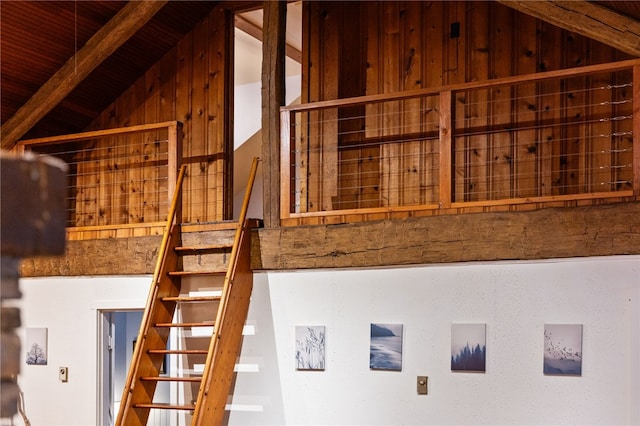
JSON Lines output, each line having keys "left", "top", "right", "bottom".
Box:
{"left": 1, "top": 1, "right": 219, "bottom": 141}
{"left": 1, "top": 1, "right": 639, "bottom": 147}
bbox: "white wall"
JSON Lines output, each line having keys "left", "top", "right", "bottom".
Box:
{"left": 230, "top": 256, "right": 640, "bottom": 425}
{"left": 13, "top": 256, "right": 640, "bottom": 425}
{"left": 16, "top": 276, "right": 150, "bottom": 426}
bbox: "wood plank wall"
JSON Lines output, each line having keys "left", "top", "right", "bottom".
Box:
{"left": 302, "top": 0, "right": 631, "bottom": 212}
{"left": 84, "top": 5, "right": 233, "bottom": 234}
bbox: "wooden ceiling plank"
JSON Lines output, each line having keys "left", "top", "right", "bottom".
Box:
{"left": 1, "top": 0, "right": 168, "bottom": 150}
{"left": 498, "top": 0, "right": 640, "bottom": 57}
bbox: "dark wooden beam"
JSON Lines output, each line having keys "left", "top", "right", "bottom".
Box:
{"left": 252, "top": 202, "right": 640, "bottom": 270}
{"left": 261, "top": 0, "right": 286, "bottom": 228}
{"left": 498, "top": 0, "right": 640, "bottom": 57}
{"left": 21, "top": 201, "right": 640, "bottom": 276}
{"left": 0, "top": 0, "right": 168, "bottom": 150}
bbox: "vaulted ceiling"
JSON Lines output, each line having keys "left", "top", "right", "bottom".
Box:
{"left": 1, "top": 1, "right": 639, "bottom": 149}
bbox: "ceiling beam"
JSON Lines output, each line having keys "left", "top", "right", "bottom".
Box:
{"left": 1, "top": 0, "right": 168, "bottom": 150}
{"left": 235, "top": 14, "right": 302, "bottom": 64}
{"left": 498, "top": 1, "right": 640, "bottom": 57}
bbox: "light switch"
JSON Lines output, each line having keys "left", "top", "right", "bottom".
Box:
{"left": 417, "top": 376, "right": 428, "bottom": 394}
{"left": 59, "top": 367, "right": 68, "bottom": 382}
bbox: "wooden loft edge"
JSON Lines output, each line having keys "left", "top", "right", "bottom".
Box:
{"left": 1, "top": 0, "right": 169, "bottom": 150}
{"left": 498, "top": 0, "right": 640, "bottom": 57}
{"left": 254, "top": 201, "right": 640, "bottom": 271}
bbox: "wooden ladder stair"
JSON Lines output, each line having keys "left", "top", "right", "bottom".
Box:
{"left": 116, "top": 158, "right": 261, "bottom": 426}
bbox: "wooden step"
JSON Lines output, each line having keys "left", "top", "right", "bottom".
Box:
{"left": 162, "top": 295, "right": 221, "bottom": 303}
{"left": 148, "top": 349, "right": 208, "bottom": 355}
{"left": 140, "top": 376, "right": 201, "bottom": 383}
{"left": 174, "top": 244, "right": 232, "bottom": 253}
{"left": 167, "top": 270, "right": 226, "bottom": 277}
{"left": 133, "top": 403, "right": 195, "bottom": 411}
{"left": 155, "top": 321, "right": 215, "bottom": 328}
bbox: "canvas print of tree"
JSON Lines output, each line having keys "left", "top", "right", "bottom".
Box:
{"left": 451, "top": 323, "right": 486, "bottom": 372}
{"left": 544, "top": 324, "right": 583, "bottom": 376}
{"left": 26, "top": 327, "right": 48, "bottom": 365}
{"left": 295, "top": 326, "right": 326, "bottom": 370}
{"left": 370, "top": 323, "right": 403, "bottom": 371}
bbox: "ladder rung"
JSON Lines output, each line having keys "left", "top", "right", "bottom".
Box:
{"left": 162, "top": 295, "right": 221, "bottom": 302}
{"left": 175, "top": 244, "right": 232, "bottom": 253}
{"left": 168, "top": 270, "right": 226, "bottom": 277}
{"left": 148, "top": 349, "right": 208, "bottom": 355}
{"left": 133, "top": 402, "right": 195, "bottom": 411}
{"left": 140, "top": 376, "right": 201, "bottom": 383}
{"left": 155, "top": 321, "right": 215, "bottom": 328}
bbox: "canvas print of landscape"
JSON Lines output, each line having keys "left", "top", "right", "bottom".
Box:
{"left": 370, "top": 323, "right": 403, "bottom": 371}
{"left": 25, "top": 327, "right": 48, "bottom": 365}
{"left": 544, "top": 324, "right": 583, "bottom": 376}
{"left": 295, "top": 325, "right": 326, "bottom": 370}
{"left": 451, "top": 323, "right": 486, "bottom": 372}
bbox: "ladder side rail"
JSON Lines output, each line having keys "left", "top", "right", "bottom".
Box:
{"left": 192, "top": 157, "right": 261, "bottom": 424}
{"left": 116, "top": 164, "right": 188, "bottom": 426}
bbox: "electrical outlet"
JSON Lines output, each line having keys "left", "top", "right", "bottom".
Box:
{"left": 59, "top": 367, "right": 68, "bottom": 382}
{"left": 417, "top": 376, "right": 428, "bottom": 394}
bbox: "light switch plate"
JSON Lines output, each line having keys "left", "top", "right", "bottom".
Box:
{"left": 417, "top": 376, "right": 428, "bottom": 394}
{"left": 59, "top": 366, "right": 68, "bottom": 382}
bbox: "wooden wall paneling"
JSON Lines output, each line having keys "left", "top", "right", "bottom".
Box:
{"left": 299, "top": 1, "right": 315, "bottom": 213}
{"left": 381, "top": 1, "right": 401, "bottom": 207}
{"left": 424, "top": 1, "right": 444, "bottom": 204}
{"left": 588, "top": 40, "right": 615, "bottom": 193}
{"left": 190, "top": 16, "right": 210, "bottom": 223}
{"left": 513, "top": 14, "right": 537, "bottom": 197}
{"left": 176, "top": 30, "right": 194, "bottom": 222}
{"left": 401, "top": 1, "right": 425, "bottom": 205}
{"left": 309, "top": 2, "right": 342, "bottom": 211}
{"left": 320, "top": 3, "right": 339, "bottom": 212}
{"left": 537, "top": 21, "right": 562, "bottom": 196}
{"left": 221, "top": 8, "right": 234, "bottom": 221}
{"left": 304, "top": 2, "right": 323, "bottom": 213}
{"left": 562, "top": 31, "right": 587, "bottom": 196}
{"left": 363, "top": 2, "right": 383, "bottom": 208}
{"left": 449, "top": 1, "right": 467, "bottom": 202}
{"left": 114, "top": 90, "right": 132, "bottom": 232}
{"left": 208, "top": 11, "right": 222, "bottom": 221}
{"left": 337, "top": 2, "right": 374, "bottom": 211}
{"left": 208, "top": 7, "right": 231, "bottom": 221}
{"left": 144, "top": 61, "right": 161, "bottom": 228}
{"left": 464, "top": 1, "right": 489, "bottom": 201}
{"left": 336, "top": 2, "right": 362, "bottom": 210}
{"left": 445, "top": 1, "right": 466, "bottom": 86}
{"left": 130, "top": 78, "right": 146, "bottom": 236}
{"left": 102, "top": 102, "right": 119, "bottom": 229}
{"left": 488, "top": 3, "right": 514, "bottom": 200}
{"left": 158, "top": 50, "right": 177, "bottom": 221}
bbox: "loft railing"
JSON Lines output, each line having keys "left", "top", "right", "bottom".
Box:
{"left": 280, "top": 59, "right": 640, "bottom": 226}
{"left": 16, "top": 122, "right": 183, "bottom": 240}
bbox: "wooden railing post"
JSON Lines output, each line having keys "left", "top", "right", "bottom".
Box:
{"left": 633, "top": 65, "right": 640, "bottom": 196}
{"left": 168, "top": 121, "right": 183, "bottom": 222}
{"left": 439, "top": 90, "right": 453, "bottom": 208}
{"left": 280, "top": 110, "right": 292, "bottom": 220}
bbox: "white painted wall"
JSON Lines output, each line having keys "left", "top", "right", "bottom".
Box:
{"left": 15, "top": 276, "right": 150, "bottom": 426}
{"left": 230, "top": 256, "right": 640, "bottom": 425}
{"left": 13, "top": 256, "right": 640, "bottom": 425}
